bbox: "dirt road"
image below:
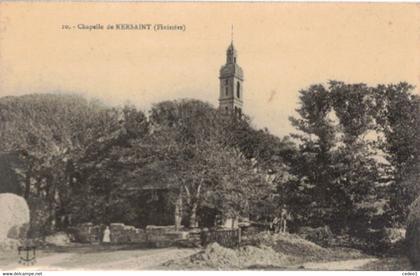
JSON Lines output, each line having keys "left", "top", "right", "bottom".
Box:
{"left": 2, "top": 253, "right": 74, "bottom": 271}
{"left": 2, "top": 248, "right": 198, "bottom": 270}
{"left": 300, "top": 258, "right": 379, "bottom": 270}
{"left": 1, "top": 248, "right": 385, "bottom": 271}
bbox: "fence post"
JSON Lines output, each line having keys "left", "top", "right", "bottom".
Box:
{"left": 200, "top": 228, "right": 208, "bottom": 247}
{"left": 238, "top": 227, "right": 241, "bottom": 247}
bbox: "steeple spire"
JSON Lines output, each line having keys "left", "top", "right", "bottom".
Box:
{"left": 231, "top": 24, "right": 234, "bottom": 44}
{"left": 226, "top": 26, "right": 237, "bottom": 64}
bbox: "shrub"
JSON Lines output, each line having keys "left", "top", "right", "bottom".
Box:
{"left": 406, "top": 196, "right": 420, "bottom": 269}
{"left": 297, "top": 226, "right": 333, "bottom": 247}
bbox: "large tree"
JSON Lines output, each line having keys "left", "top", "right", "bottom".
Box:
{"left": 148, "top": 99, "right": 270, "bottom": 227}
{"left": 372, "top": 83, "right": 420, "bottom": 225}
{"left": 329, "top": 82, "right": 381, "bottom": 234}
{"left": 0, "top": 94, "right": 122, "bottom": 233}
{"left": 288, "top": 81, "right": 419, "bottom": 234}
{"left": 288, "top": 84, "right": 337, "bottom": 227}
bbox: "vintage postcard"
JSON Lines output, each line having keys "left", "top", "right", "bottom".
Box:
{"left": 0, "top": 1, "right": 419, "bottom": 272}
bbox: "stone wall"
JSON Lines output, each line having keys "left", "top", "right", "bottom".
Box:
{"left": 71, "top": 223, "right": 188, "bottom": 246}
{"left": 145, "top": 225, "right": 188, "bottom": 247}
{"left": 70, "top": 223, "right": 103, "bottom": 243}
{"left": 200, "top": 228, "right": 241, "bottom": 248}
{"left": 110, "top": 223, "right": 146, "bottom": 243}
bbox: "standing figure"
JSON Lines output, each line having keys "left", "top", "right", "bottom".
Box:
{"left": 268, "top": 219, "right": 274, "bottom": 233}
{"left": 272, "top": 216, "right": 280, "bottom": 233}
{"left": 280, "top": 208, "right": 289, "bottom": 233}
{"left": 103, "top": 226, "right": 111, "bottom": 243}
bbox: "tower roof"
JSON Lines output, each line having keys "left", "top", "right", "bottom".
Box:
{"left": 227, "top": 42, "right": 236, "bottom": 52}
{"left": 226, "top": 42, "right": 237, "bottom": 60}
{"left": 220, "top": 41, "right": 243, "bottom": 80}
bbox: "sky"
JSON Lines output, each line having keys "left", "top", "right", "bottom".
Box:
{"left": 0, "top": 2, "right": 419, "bottom": 137}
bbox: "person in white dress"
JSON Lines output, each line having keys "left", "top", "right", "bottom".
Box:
{"left": 103, "top": 226, "right": 111, "bottom": 243}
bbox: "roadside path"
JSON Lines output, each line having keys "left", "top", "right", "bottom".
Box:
{"left": 2, "top": 248, "right": 198, "bottom": 271}
{"left": 2, "top": 248, "right": 379, "bottom": 271}
{"left": 77, "top": 248, "right": 198, "bottom": 270}
{"left": 300, "top": 258, "right": 379, "bottom": 270}
{"left": 2, "top": 253, "right": 74, "bottom": 271}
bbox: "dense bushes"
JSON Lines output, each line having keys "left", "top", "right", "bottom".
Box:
{"left": 297, "top": 226, "right": 333, "bottom": 247}
{"left": 288, "top": 82, "right": 419, "bottom": 246}
{"left": 406, "top": 196, "right": 420, "bottom": 269}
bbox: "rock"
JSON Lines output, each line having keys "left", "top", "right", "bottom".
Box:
{"left": 0, "top": 193, "right": 30, "bottom": 242}
{"left": 406, "top": 196, "right": 420, "bottom": 269}
{"left": 45, "top": 232, "right": 71, "bottom": 246}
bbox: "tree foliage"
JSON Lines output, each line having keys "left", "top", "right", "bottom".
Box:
{"left": 289, "top": 81, "right": 419, "bottom": 235}
{"left": 1, "top": 81, "right": 417, "bottom": 241}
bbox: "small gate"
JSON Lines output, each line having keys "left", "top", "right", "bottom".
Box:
{"left": 200, "top": 228, "right": 241, "bottom": 248}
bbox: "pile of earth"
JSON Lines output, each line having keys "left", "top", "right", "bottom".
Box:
{"left": 163, "top": 232, "right": 365, "bottom": 270}
{"left": 163, "top": 242, "right": 291, "bottom": 270}
{"left": 248, "top": 232, "right": 365, "bottom": 263}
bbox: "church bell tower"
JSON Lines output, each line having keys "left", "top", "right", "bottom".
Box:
{"left": 219, "top": 41, "right": 244, "bottom": 116}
